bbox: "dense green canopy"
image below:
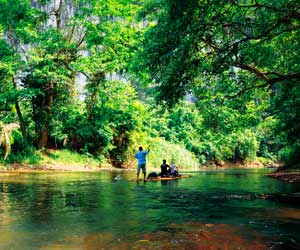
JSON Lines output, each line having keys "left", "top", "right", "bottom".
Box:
{"left": 0, "top": 0, "right": 299, "bottom": 168}
{"left": 138, "top": 0, "right": 300, "bottom": 165}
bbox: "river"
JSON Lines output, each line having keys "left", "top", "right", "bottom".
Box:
{"left": 0, "top": 168, "right": 300, "bottom": 250}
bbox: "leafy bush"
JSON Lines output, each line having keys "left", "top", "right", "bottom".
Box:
{"left": 278, "top": 144, "right": 300, "bottom": 166}
{"left": 232, "top": 130, "right": 259, "bottom": 161}
{"left": 126, "top": 130, "right": 199, "bottom": 170}
{"left": 3, "top": 145, "right": 41, "bottom": 165}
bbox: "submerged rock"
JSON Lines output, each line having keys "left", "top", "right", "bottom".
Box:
{"left": 266, "top": 171, "right": 300, "bottom": 183}
{"left": 260, "top": 193, "right": 300, "bottom": 204}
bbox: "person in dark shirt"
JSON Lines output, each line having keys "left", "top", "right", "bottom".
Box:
{"left": 160, "top": 159, "right": 170, "bottom": 177}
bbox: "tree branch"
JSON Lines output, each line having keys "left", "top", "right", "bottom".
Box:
{"left": 55, "top": 0, "right": 63, "bottom": 30}
{"left": 233, "top": 63, "right": 269, "bottom": 81}
{"left": 225, "top": 62, "right": 300, "bottom": 99}
{"left": 235, "top": 62, "right": 300, "bottom": 82}
{"left": 76, "top": 30, "right": 87, "bottom": 48}
{"left": 224, "top": 82, "right": 269, "bottom": 99}
{"left": 268, "top": 72, "right": 300, "bottom": 85}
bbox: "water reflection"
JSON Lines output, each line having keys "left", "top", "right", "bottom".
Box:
{"left": 0, "top": 170, "right": 300, "bottom": 250}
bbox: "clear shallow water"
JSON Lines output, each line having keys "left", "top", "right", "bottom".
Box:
{"left": 0, "top": 169, "right": 300, "bottom": 250}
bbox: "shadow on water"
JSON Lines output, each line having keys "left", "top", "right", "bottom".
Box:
{"left": 0, "top": 169, "right": 300, "bottom": 249}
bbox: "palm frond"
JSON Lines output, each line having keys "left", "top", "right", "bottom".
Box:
{"left": 0, "top": 123, "right": 20, "bottom": 160}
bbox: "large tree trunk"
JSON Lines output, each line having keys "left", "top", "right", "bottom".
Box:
{"left": 15, "top": 101, "right": 27, "bottom": 140}
{"left": 37, "top": 82, "right": 54, "bottom": 149}
{"left": 38, "top": 123, "right": 50, "bottom": 149}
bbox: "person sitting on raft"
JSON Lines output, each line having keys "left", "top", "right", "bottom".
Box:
{"left": 169, "top": 162, "right": 179, "bottom": 177}
{"left": 160, "top": 159, "right": 170, "bottom": 177}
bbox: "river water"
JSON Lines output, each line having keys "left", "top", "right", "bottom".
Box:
{"left": 0, "top": 169, "right": 299, "bottom": 250}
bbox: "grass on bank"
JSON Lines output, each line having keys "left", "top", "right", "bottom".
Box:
{"left": 38, "top": 149, "right": 104, "bottom": 168}
{"left": 0, "top": 148, "right": 105, "bottom": 170}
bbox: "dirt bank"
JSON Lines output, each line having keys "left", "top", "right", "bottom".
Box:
{"left": 203, "top": 159, "right": 270, "bottom": 169}
{"left": 0, "top": 163, "right": 116, "bottom": 173}
{"left": 267, "top": 170, "right": 300, "bottom": 183}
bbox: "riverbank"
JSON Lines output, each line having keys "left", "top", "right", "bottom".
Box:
{"left": 0, "top": 162, "right": 272, "bottom": 174}
{"left": 0, "top": 149, "right": 108, "bottom": 173}
{"left": 0, "top": 163, "right": 108, "bottom": 173}
{"left": 204, "top": 160, "right": 300, "bottom": 184}
{"left": 204, "top": 160, "right": 265, "bottom": 168}
{"left": 266, "top": 164, "right": 300, "bottom": 183}
{"left": 0, "top": 158, "right": 269, "bottom": 172}
{"left": 0, "top": 149, "right": 280, "bottom": 173}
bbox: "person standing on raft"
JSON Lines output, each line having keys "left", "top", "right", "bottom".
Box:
{"left": 135, "top": 146, "right": 150, "bottom": 180}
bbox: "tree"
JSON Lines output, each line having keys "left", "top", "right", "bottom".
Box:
{"left": 0, "top": 0, "right": 141, "bottom": 153}
{"left": 0, "top": 37, "right": 28, "bottom": 139}
{"left": 139, "top": 0, "right": 300, "bottom": 163}
{"left": 140, "top": 0, "right": 300, "bottom": 100}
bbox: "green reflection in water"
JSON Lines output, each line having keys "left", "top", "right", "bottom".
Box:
{"left": 0, "top": 169, "right": 300, "bottom": 250}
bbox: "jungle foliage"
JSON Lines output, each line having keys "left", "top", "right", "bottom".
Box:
{"left": 137, "top": 0, "right": 300, "bottom": 166}
{"left": 0, "top": 0, "right": 299, "bottom": 168}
